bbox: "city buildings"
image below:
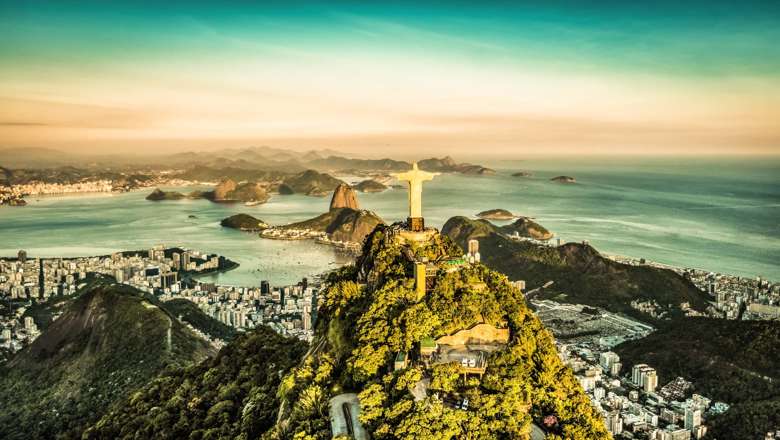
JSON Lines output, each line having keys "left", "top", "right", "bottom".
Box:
{"left": 1, "top": 246, "right": 319, "bottom": 356}
{"left": 612, "top": 255, "right": 779, "bottom": 322}
{"left": 536, "top": 299, "right": 727, "bottom": 440}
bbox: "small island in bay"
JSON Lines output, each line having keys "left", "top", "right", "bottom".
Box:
{"left": 551, "top": 175, "right": 576, "bottom": 184}
{"left": 476, "top": 208, "right": 516, "bottom": 220}
{"left": 145, "top": 179, "right": 270, "bottom": 205}
{"left": 512, "top": 171, "right": 533, "bottom": 177}
{"left": 208, "top": 179, "right": 270, "bottom": 204}
{"left": 499, "top": 216, "right": 554, "bottom": 240}
{"left": 220, "top": 213, "right": 269, "bottom": 231}
{"left": 417, "top": 156, "right": 495, "bottom": 175}
{"left": 146, "top": 188, "right": 197, "bottom": 201}
{"left": 353, "top": 179, "right": 387, "bottom": 193}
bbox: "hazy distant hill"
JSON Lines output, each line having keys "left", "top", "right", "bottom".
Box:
{"left": 0, "top": 166, "right": 11, "bottom": 185}
{"left": 0, "top": 147, "right": 78, "bottom": 168}
{"left": 0, "top": 280, "right": 216, "bottom": 440}
{"left": 442, "top": 216, "right": 709, "bottom": 320}
{"left": 279, "top": 169, "right": 344, "bottom": 196}
{"left": 307, "top": 155, "right": 409, "bottom": 171}
{"left": 305, "top": 155, "right": 495, "bottom": 175}
{"left": 418, "top": 156, "right": 495, "bottom": 175}
{"left": 173, "top": 164, "right": 285, "bottom": 182}
{"left": 615, "top": 318, "right": 780, "bottom": 440}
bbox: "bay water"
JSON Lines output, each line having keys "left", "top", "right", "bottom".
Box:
{"left": 1, "top": 156, "right": 777, "bottom": 285}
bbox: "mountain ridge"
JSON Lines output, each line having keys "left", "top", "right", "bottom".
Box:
{"left": 0, "top": 280, "right": 215, "bottom": 440}
{"left": 442, "top": 216, "right": 709, "bottom": 321}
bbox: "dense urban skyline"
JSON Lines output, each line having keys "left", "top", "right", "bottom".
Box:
{"left": 1, "top": 0, "right": 779, "bottom": 155}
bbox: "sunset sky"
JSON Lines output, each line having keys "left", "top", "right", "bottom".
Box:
{"left": 1, "top": 0, "right": 779, "bottom": 156}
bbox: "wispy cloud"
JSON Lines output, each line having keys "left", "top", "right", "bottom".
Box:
{"left": 0, "top": 122, "right": 49, "bottom": 126}
{"left": 333, "top": 13, "right": 508, "bottom": 53}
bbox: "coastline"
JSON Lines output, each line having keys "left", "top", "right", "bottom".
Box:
{"left": 2, "top": 165, "right": 777, "bottom": 281}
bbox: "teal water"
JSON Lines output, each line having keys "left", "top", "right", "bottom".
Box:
{"left": 1, "top": 156, "right": 778, "bottom": 284}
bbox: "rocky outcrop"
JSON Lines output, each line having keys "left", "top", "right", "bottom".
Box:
{"left": 229, "top": 182, "right": 269, "bottom": 204}
{"left": 146, "top": 188, "right": 187, "bottom": 201}
{"left": 220, "top": 214, "right": 269, "bottom": 231}
{"left": 283, "top": 185, "right": 383, "bottom": 243}
{"left": 212, "top": 179, "right": 238, "bottom": 200}
{"left": 326, "top": 209, "right": 384, "bottom": 243}
{"left": 329, "top": 183, "right": 359, "bottom": 210}
{"left": 512, "top": 171, "right": 533, "bottom": 177}
{"left": 500, "top": 217, "right": 554, "bottom": 240}
{"left": 353, "top": 179, "right": 387, "bottom": 193}
{"left": 418, "top": 156, "right": 495, "bottom": 175}
{"left": 280, "top": 208, "right": 384, "bottom": 244}
{"left": 205, "top": 180, "right": 269, "bottom": 204}
{"left": 551, "top": 175, "right": 576, "bottom": 184}
{"left": 476, "top": 208, "right": 516, "bottom": 220}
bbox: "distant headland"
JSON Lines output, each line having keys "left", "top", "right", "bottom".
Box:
{"left": 476, "top": 208, "right": 516, "bottom": 220}
{"left": 551, "top": 175, "right": 576, "bottom": 184}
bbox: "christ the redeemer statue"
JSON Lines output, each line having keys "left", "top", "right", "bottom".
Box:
{"left": 392, "top": 162, "right": 439, "bottom": 232}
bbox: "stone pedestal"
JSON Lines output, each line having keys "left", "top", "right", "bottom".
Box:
{"left": 408, "top": 217, "right": 424, "bottom": 232}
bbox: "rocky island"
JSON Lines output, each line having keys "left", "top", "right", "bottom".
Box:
{"left": 220, "top": 213, "right": 269, "bottom": 231}
{"left": 207, "top": 179, "right": 270, "bottom": 204}
{"left": 329, "top": 183, "right": 359, "bottom": 209}
{"left": 145, "top": 188, "right": 190, "bottom": 201}
{"left": 353, "top": 179, "right": 387, "bottom": 192}
{"left": 499, "top": 216, "right": 554, "bottom": 240}
{"left": 551, "top": 175, "right": 576, "bottom": 184}
{"left": 145, "top": 179, "right": 270, "bottom": 205}
{"left": 476, "top": 208, "right": 516, "bottom": 220}
{"left": 512, "top": 171, "right": 533, "bottom": 177}
{"left": 418, "top": 155, "right": 495, "bottom": 175}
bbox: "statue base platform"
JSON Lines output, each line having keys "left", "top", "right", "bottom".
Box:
{"left": 407, "top": 217, "right": 425, "bottom": 232}
{"left": 396, "top": 228, "right": 437, "bottom": 245}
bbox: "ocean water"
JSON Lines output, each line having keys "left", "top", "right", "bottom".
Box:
{"left": 0, "top": 156, "right": 777, "bottom": 285}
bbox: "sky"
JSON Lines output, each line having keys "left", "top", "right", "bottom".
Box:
{"left": 1, "top": 0, "right": 779, "bottom": 156}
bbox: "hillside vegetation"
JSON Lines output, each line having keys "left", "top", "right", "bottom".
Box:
{"left": 85, "top": 325, "right": 307, "bottom": 439}
{"left": 443, "top": 216, "right": 709, "bottom": 320}
{"left": 268, "top": 224, "right": 609, "bottom": 439}
{"left": 0, "top": 281, "right": 215, "bottom": 440}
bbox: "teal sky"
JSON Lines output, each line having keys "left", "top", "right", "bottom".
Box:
{"left": 1, "top": 1, "right": 779, "bottom": 155}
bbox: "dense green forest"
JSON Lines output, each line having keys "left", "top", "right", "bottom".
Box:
{"left": 268, "top": 224, "right": 609, "bottom": 439}
{"left": 162, "top": 298, "right": 238, "bottom": 341}
{"left": 442, "top": 216, "right": 709, "bottom": 320}
{"left": 85, "top": 325, "right": 307, "bottom": 439}
{"left": 0, "top": 281, "right": 214, "bottom": 440}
